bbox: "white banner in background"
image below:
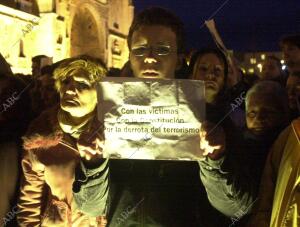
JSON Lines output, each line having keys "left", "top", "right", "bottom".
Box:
{"left": 205, "top": 19, "right": 234, "bottom": 65}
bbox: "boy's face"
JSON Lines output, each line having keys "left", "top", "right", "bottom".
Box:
{"left": 129, "top": 25, "right": 180, "bottom": 79}
{"left": 246, "top": 94, "right": 284, "bottom": 136}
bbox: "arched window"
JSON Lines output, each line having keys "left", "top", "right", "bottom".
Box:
{"left": 19, "top": 40, "right": 25, "bottom": 57}
{"left": 57, "top": 34, "right": 63, "bottom": 44}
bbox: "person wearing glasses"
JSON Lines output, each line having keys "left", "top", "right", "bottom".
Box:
{"left": 73, "top": 7, "right": 230, "bottom": 227}
{"left": 129, "top": 30, "right": 181, "bottom": 79}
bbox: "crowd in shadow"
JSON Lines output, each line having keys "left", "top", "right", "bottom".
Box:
{"left": 1, "top": 6, "right": 300, "bottom": 227}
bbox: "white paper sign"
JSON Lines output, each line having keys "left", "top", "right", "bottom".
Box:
{"left": 97, "top": 78, "right": 205, "bottom": 160}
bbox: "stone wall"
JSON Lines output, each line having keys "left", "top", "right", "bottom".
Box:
{"left": 0, "top": 0, "right": 133, "bottom": 74}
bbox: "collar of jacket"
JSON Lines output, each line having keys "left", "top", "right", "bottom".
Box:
{"left": 23, "top": 105, "right": 70, "bottom": 151}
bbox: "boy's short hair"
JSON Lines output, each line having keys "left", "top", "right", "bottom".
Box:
{"left": 53, "top": 55, "right": 107, "bottom": 92}
{"left": 280, "top": 34, "right": 300, "bottom": 49}
{"left": 127, "top": 7, "right": 185, "bottom": 54}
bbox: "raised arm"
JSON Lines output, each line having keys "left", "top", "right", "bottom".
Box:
{"left": 198, "top": 122, "right": 256, "bottom": 220}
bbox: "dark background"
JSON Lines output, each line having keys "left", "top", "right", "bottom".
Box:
{"left": 134, "top": 0, "right": 300, "bottom": 52}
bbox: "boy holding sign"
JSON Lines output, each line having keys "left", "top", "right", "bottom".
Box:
{"left": 74, "top": 7, "right": 227, "bottom": 226}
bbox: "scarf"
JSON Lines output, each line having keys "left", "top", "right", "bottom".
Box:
{"left": 57, "top": 109, "right": 94, "bottom": 139}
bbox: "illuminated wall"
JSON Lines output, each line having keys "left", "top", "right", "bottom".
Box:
{"left": 0, "top": 0, "right": 134, "bottom": 74}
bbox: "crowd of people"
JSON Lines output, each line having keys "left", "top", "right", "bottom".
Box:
{"left": 0, "top": 6, "right": 300, "bottom": 227}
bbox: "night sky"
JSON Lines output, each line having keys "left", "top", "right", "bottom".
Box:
{"left": 134, "top": 0, "right": 300, "bottom": 52}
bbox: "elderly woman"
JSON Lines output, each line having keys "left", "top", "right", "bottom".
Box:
{"left": 198, "top": 80, "right": 290, "bottom": 225}
{"left": 17, "top": 56, "right": 109, "bottom": 227}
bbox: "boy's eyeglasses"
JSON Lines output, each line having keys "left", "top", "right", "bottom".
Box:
{"left": 131, "top": 45, "right": 175, "bottom": 57}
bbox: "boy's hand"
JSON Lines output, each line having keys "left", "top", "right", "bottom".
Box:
{"left": 199, "top": 121, "right": 226, "bottom": 160}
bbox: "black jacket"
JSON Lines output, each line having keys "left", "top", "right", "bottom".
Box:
{"left": 199, "top": 126, "right": 285, "bottom": 225}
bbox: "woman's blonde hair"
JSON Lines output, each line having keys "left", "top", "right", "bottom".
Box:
{"left": 53, "top": 55, "right": 107, "bottom": 92}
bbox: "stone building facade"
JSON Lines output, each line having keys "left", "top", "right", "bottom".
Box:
{"left": 0, "top": 0, "right": 134, "bottom": 74}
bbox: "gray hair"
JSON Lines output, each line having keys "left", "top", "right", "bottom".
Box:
{"left": 53, "top": 55, "right": 107, "bottom": 92}
{"left": 246, "top": 81, "right": 289, "bottom": 113}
